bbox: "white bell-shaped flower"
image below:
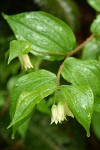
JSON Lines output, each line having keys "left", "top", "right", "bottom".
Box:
{"left": 57, "top": 102, "right": 66, "bottom": 123}
{"left": 18, "top": 54, "right": 33, "bottom": 70}
{"left": 63, "top": 101, "right": 74, "bottom": 118}
{"left": 51, "top": 101, "right": 74, "bottom": 125}
{"left": 51, "top": 104, "right": 58, "bottom": 124}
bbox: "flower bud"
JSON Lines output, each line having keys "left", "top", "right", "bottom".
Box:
{"left": 18, "top": 54, "right": 33, "bottom": 70}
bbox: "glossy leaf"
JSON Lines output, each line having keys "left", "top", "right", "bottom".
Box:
{"left": 8, "top": 70, "right": 57, "bottom": 128}
{"left": 3, "top": 11, "right": 76, "bottom": 61}
{"left": 59, "top": 85, "right": 94, "bottom": 136}
{"left": 90, "top": 15, "right": 100, "bottom": 36}
{"left": 34, "top": 0, "right": 80, "bottom": 32}
{"left": 61, "top": 57, "right": 100, "bottom": 96}
{"left": 87, "top": 0, "right": 100, "bottom": 12}
{"left": 8, "top": 40, "right": 32, "bottom": 64}
{"left": 82, "top": 38, "right": 100, "bottom": 60}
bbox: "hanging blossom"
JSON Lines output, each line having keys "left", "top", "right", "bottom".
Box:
{"left": 18, "top": 54, "right": 33, "bottom": 70}
{"left": 51, "top": 101, "right": 74, "bottom": 124}
{"left": 50, "top": 104, "right": 58, "bottom": 124}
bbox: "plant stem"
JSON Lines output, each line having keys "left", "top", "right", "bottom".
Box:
{"left": 57, "top": 34, "right": 94, "bottom": 86}
{"left": 66, "top": 34, "right": 94, "bottom": 57}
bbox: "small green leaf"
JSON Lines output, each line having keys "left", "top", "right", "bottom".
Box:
{"left": 90, "top": 15, "right": 100, "bottom": 36}
{"left": 61, "top": 57, "right": 100, "bottom": 96}
{"left": 59, "top": 85, "right": 94, "bottom": 136}
{"left": 3, "top": 11, "right": 76, "bottom": 61}
{"left": 82, "top": 38, "right": 100, "bottom": 60}
{"left": 8, "top": 40, "right": 32, "bottom": 64}
{"left": 8, "top": 70, "right": 57, "bottom": 128}
{"left": 87, "top": 0, "right": 100, "bottom": 12}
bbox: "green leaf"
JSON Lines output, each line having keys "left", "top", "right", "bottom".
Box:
{"left": 8, "top": 40, "right": 32, "bottom": 64}
{"left": 82, "top": 38, "right": 100, "bottom": 60}
{"left": 34, "top": 0, "right": 80, "bottom": 32}
{"left": 8, "top": 70, "right": 57, "bottom": 128}
{"left": 18, "top": 118, "right": 30, "bottom": 140}
{"left": 87, "top": 0, "right": 100, "bottom": 12}
{"left": 59, "top": 85, "right": 94, "bottom": 136}
{"left": 61, "top": 57, "right": 100, "bottom": 96}
{"left": 90, "top": 15, "right": 100, "bottom": 36}
{"left": 11, "top": 114, "right": 31, "bottom": 139}
{"left": 3, "top": 11, "right": 76, "bottom": 61}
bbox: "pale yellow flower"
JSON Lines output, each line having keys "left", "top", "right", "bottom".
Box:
{"left": 63, "top": 101, "right": 74, "bottom": 118}
{"left": 51, "top": 101, "right": 74, "bottom": 124}
{"left": 51, "top": 104, "right": 58, "bottom": 124}
{"left": 18, "top": 54, "right": 33, "bottom": 70}
{"left": 57, "top": 102, "right": 66, "bottom": 123}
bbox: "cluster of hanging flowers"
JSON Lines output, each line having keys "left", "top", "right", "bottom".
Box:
{"left": 51, "top": 101, "right": 74, "bottom": 124}
{"left": 18, "top": 54, "right": 33, "bottom": 70}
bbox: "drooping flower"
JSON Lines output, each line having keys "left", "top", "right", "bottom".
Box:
{"left": 51, "top": 101, "right": 74, "bottom": 124}
{"left": 18, "top": 54, "right": 33, "bottom": 70}
{"left": 51, "top": 104, "right": 58, "bottom": 124}
{"left": 63, "top": 101, "right": 74, "bottom": 118}
{"left": 57, "top": 102, "right": 66, "bottom": 123}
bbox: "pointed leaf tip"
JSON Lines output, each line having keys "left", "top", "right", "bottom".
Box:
{"left": 59, "top": 85, "right": 94, "bottom": 135}
{"left": 2, "top": 13, "right": 8, "bottom": 19}
{"left": 9, "top": 70, "right": 57, "bottom": 133}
